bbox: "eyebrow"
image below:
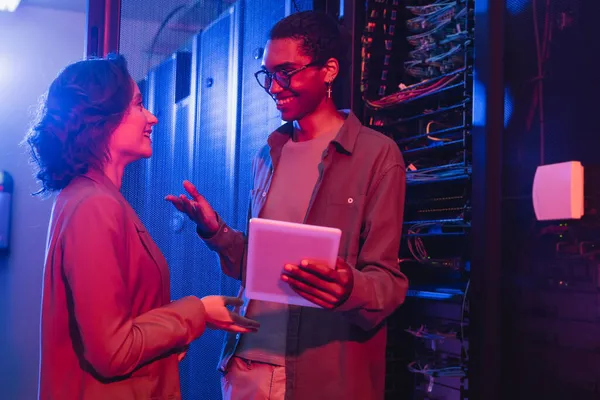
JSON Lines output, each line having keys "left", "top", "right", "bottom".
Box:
{"left": 262, "top": 62, "right": 299, "bottom": 72}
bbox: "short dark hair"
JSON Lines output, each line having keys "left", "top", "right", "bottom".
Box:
{"left": 269, "top": 11, "right": 347, "bottom": 67}
{"left": 23, "top": 54, "right": 133, "bottom": 195}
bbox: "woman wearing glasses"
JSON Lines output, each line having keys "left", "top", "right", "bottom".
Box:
{"left": 168, "top": 11, "right": 407, "bottom": 400}
{"left": 25, "top": 55, "right": 259, "bottom": 400}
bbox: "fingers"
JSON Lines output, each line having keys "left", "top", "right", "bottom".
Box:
{"left": 281, "top": 273, "right": 339, "bottom": 307}
{"left": 183, "top": 180, "right": 202, "bottom": 202}
{"left": 165, "top": 193, "right": 197, "bottom": 217}
{"left": 178, "top": 195, "right": 198, "bottom": 220}
{"left": 283, "top": 264, "right": 344, "bottom": 298}
{"left": 182, "top": 182, "right": 216, "bottom": 220}
{"left": 221, "top": 325, "right": 259, "bottom": 334}
{"left": 335, "top": 257, "right": 351, "bottom": 271}
{"left": 207, "top": 312, "right": 260, "bottom": 333}
{"left": 298, "top": 260, "right": 338, "bottom": 281}
{"left": 222, "top": 296, "right": 244, "bottom": 307}
{"left": 230, "top": 312, "right": 261, "bottom": 329}
{"left": 165, "top": 195, "right": 186, "bottom": 212}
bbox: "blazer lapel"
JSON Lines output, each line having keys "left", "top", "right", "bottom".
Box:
{"left": 81, "top": 169, "right": 171, "bottom": 304}
{"left": 126, "top": 205, "right": 171, "bottom": 304}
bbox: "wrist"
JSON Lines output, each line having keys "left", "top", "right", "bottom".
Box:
{"left": 196, "top": 224, "right": 218, "bottom": 239}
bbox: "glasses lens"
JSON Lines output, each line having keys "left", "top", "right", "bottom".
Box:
{"left": 255, "top": 71, "right": 270, "bottom": 89}
{"left": 273, "top": 72, "right": 290, "bottom": 89}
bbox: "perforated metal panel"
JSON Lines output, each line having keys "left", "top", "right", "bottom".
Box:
{"left": 235, "top": 0, "right": 287, "bottom": 230}
{"left": 182, "top": 6, "right": 242, "bottom": 400}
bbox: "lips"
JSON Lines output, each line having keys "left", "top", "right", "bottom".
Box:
{"left": 274, "top": 96, "right": 295, "bottom": 109}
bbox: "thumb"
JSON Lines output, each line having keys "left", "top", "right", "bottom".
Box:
{"left": 335, "top": 257, "right": 350, "bottom": 271}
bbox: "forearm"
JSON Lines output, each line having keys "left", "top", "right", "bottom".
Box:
{"left": 337, "top": 264, "right": 408, "bottom": 330}
{"left": 83, "top": 296, "right": 206, "bottom": 378}
{"left": 199, "top": 217, "right": 247, "bottom": 281}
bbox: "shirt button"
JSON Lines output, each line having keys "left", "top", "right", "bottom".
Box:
{"left": 347, "top": 198, "right": 354, "bottom": 204}
{"left": 224, "top": 227, "right": 229, "bottom": 233}
{"left": 236, "top": 333, "right": 240, "bottom": 339}
{"left": 262, "top": 192, "right": 267, "bottom": 197}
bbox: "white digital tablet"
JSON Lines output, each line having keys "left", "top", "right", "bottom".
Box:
{"left": 245, "top": 218, "right": 342, "bottom": 308}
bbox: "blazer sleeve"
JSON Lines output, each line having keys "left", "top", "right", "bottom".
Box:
{"left": 61, "top": 194, "right": 207, "bottom": 379}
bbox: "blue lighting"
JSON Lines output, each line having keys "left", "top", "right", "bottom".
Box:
{"left": 407, "top": 290, "right": 455, "bottom": 300}
{"left": 472, "top": 75, "right": 486, "bottom": 127}
{"left": 504, "top": 86, "right": 514, "bottom": 127}
{"left": 507, "top": 0, "right": 529, "bottom": 15}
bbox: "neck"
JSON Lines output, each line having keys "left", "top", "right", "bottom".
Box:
{"left": 293, "top": 101, "right": 344, "bottom": 142}
{"left": 102, "top": 158, "right": 127, "bottom": 190}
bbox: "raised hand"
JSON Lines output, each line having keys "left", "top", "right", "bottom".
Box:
{"left": 165, "top": 180, "right": 219, "bottom": 236}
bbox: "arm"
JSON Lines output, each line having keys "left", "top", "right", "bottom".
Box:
{"left": 62, "top": 195, "right": 206, "bottom": 378}
{"left": 201, "top": 157, "right": 259, "bottom": 282}
{"left": 336, "top": 163, "right": 408, "bottom": 330}
{"left": 199, "top": 207, "right": 249, "bottom": 282}
{"left": 169, "top": 159, "right": 257, "bottom": 282}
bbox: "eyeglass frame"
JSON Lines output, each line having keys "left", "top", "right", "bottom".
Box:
{"left": 254, "top": 61, "right": 322, "bottom": 92}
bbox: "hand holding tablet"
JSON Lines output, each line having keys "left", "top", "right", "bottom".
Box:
{"left": 281, "top": 258, "right": 354, "bottom": 309}
{"left": 245, "top": 218, "right": 342, "bottom": 308}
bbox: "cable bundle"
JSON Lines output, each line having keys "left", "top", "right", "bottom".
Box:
{"left": 406, "top": 162, "right": 470, "bottom": 183}
{"left": 406, "top": 0, "right": 458, "bottom": 16}
{"left": 365, "top": 70, "right": 463, "bottom": 109}
{"left": 404, "top": 1, "right": 468, "bottom": 79}
{"left": 408, "top": 361, "right": 466, "bottom": 378}
{"left": 406, "top": 1, "right": 459, "bottom": 33}
{"left": 407, "top": 219, "right": 469, "bottom": 263}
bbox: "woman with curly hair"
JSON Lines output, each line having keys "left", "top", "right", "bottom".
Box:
{"left": 24, "top": 54, "right": 259, "bottom": 400}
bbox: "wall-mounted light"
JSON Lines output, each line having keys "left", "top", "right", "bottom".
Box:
{"left": 0, "top": 0, "right": 21, "bottom": 12}
{"left": 532, "top": 161, "right": 584, "bottom": 221}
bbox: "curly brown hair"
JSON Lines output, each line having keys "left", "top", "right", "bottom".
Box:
{"left": 23, "top": 54, "right": 133, "bottom": 195}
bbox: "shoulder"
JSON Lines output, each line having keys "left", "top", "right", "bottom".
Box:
{"left": 57, "top": 178, "right": 127, "bottom": 228}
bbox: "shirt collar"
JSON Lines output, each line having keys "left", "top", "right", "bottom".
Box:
{"left": 266, "top": 110, "right": 362, "bottom": 156}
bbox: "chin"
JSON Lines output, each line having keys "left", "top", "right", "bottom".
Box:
{"left": 280, "top": 109, "right": 302, "bottom": 122}
{"left": 139, "top": 147, "right": 153, "bottom": 159}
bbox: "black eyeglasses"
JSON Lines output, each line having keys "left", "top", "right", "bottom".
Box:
{"left": 254, "top": 62, "right": 321, "bottom": 91}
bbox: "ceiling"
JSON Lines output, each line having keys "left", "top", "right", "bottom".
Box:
{"left": 18, "top": 0, "right": 238, "bottom": 79}
{"left": 19, "top": 0, "right": 236, "bottom": 22}
{"left": 20, "top": 0, "right": 85, "bottom": 13}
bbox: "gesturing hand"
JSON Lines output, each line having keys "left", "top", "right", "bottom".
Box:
{"left": 165, "top": 180, "right": 219, "bottom": 236}
{"left": 281, "top": 257, "right": 354, "bottom": 309}
{"left": 201, "top": 296, "right": 260, "bottom": 333}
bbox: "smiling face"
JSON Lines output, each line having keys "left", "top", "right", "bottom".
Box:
{"left": 107, "top": 80, "right": 158, "bottom": 164}
{"left": 261, "top": 38, "right": 333, "bottom": 122}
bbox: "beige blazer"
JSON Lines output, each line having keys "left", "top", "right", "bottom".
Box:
{"left": 39, "top": 169, "right": 206, "bottom": 400}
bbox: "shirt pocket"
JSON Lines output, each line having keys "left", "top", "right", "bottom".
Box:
{"left": 325, "top": 192, "right": 365, "bottom": 239}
